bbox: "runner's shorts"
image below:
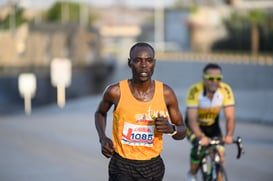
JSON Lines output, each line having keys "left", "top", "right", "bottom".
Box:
{"left": 109, "top": 152, "right": 165, "bottom": 181}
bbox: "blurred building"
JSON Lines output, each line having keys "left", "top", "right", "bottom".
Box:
{"left": 92, "top": 6, "right": 153, "bottom": 64}
{"left": 0, "top": 23, "right": 100, "bottom": 69}
{"left": 165, "top": 9, "right": 190, "bottom": 51}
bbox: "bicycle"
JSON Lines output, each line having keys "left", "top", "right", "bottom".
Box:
{"left": 197, "top": 136, "right": 244, "bottom": 181}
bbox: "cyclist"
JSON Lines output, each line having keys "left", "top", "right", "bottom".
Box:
{"left": 185, "top": 63, "right": 236, "bottom": 181}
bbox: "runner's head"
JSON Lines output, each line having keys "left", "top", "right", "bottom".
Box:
{"left": 128, "top": 42, "right": 156, "bottom": 83}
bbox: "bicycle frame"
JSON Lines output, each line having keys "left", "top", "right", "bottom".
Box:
{"left": 199, "top": 142, "right": 226, "bottom": 181}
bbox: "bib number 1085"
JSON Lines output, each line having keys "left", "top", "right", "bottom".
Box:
{"left": 123, "top": 127, "right": 154, "bottom": 143}
{"left": 131, "top": 132, "right": 153, "bottom": 141}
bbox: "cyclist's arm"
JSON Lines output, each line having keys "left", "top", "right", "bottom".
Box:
{"left": 223, "top": 105, "right": 235, "bottom": 144}
{"left": 187, "top": 107, "right": 211, "bottom": 145}
{"left": 186, "top": 107, "right": 203, "bottom": 139}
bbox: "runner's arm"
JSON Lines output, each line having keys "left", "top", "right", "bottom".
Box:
{"left": 163, "top": 84, "right": 186, "bottom": 140}
{"left": 94, "top": 84, "right": 119, "bottom": 158}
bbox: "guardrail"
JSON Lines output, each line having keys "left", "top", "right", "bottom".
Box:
{"left": 156, "top": 52, "right": 273, "bottom": 66}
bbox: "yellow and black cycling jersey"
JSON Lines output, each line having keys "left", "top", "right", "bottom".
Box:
{"left": 186, "top": 81, "right": 235, "bottom": 126}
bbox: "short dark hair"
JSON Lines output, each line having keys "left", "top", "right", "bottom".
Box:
{"left": 203, "top": 63, "right": 222, "bottom": 74}
{"left": 129, "top": 42, "right": 155, "bottom": 58}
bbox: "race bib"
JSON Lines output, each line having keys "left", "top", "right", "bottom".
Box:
{"left": 121, "top": 122, "right": 154, "bottom": 147}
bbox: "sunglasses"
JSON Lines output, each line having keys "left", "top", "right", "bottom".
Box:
{"left": 203, "top": 74, "right": 223, "bottom": 81}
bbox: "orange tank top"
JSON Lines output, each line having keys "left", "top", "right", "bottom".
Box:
{"left": 112, "top": 79, "right": 169, "bottom": 160}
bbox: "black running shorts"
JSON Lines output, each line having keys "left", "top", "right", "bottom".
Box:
{"left": 109, "top": 152, "right": 165, "bottom": 181}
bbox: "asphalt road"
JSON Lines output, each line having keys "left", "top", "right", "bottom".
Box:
{"left": 0, "top": 95, "right": 273, "bottom": 181}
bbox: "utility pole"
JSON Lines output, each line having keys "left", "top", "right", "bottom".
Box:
{"left": 80, "top": 2, "right": 88, "bottom": 26}
{"left": 154, "top": 0, "right": 165, "bottom": 51}
{"left": 9, "top": 0, "right": 17, "bottom": 34}
{"left": 61, "top": 1, "right": 69, "bottom": 24}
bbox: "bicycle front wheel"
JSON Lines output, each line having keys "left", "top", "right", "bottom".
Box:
{"left": 200, "top": 155, "right": 213, "bottom": 181}
{"left": 215, "top": 163, "right": 228, "bottom": 181}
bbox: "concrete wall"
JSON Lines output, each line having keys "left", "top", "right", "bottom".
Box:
{"left": 0, "top": 64, "right": 114, "bottom": 115}
{"left": 2, "top": 59, "right": 272, "bottom": 123}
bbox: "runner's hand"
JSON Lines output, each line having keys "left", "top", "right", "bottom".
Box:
{"left": 155, "top": 115, "right": 173, "bottom": 134}
{"left": 100, "top": 137, "right": 114, "bottom": 158}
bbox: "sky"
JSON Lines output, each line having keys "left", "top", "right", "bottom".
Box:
{"left": 0, "top": 0, "right": 178, "bottom": 9}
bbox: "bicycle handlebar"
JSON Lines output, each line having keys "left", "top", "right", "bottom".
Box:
{"left": 197, "top": 136, "right": 244, "bottom": 159}
{"left": 233, "top": 136, "right": 244, "bottom": 159}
